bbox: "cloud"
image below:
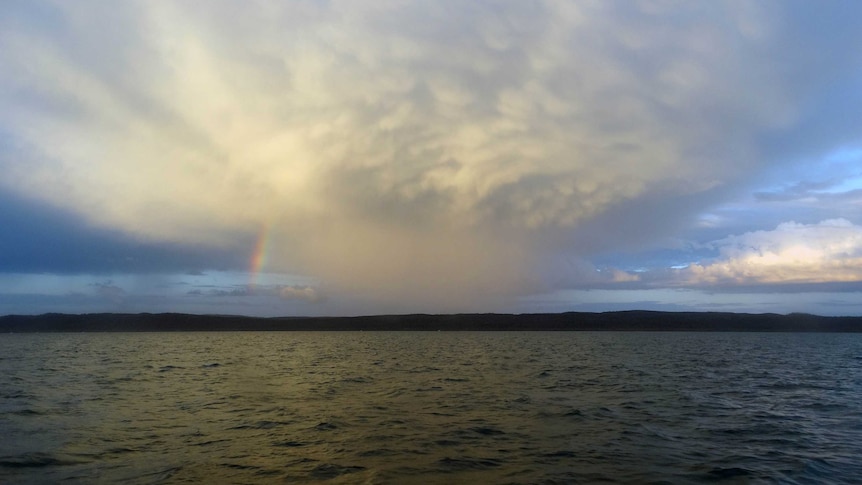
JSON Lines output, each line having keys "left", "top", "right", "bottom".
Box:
{"left": 188, "top": 282, "right": 326, "bottom": 303}
{"left": 206, "top": 286, "right": 254, "bottom": 298}
{"left": 683, "top": 219, "right": 862, "bottom": 286}
{"left": 279, "top": 285, "right": 326, "bottom": 304}
{"left": 1, "top": 2, "right": 861, "bottom": 311}
{"left": 90, "top": 280, "right": 127, "bottom": 304}
{"left": 0, "top": 189, "right": 248, "bottom": 274}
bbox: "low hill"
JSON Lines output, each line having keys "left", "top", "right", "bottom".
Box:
{"left": 1, "top": 311, "right": 860, "bottom": 332}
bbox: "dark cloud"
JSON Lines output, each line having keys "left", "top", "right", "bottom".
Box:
{"left": 756, "top": 3, "right": 862, "bottom": 165}
{"left": 0, "top": 190, "right": 249, "bottom": 274}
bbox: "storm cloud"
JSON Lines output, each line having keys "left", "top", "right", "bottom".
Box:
{"left": 2, "top": 1, "right": 861, "bottom": 313}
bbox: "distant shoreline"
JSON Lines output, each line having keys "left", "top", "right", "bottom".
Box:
{"left": 1, "top": 311, "right": 861, "bottom": 332}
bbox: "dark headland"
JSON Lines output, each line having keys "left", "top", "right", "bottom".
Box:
{"left": 1, "top": 311, "right": 861, "bottom": 332}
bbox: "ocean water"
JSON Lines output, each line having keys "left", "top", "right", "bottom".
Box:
{"left": 1, "top": 332, "right": 861, "bottom": 484}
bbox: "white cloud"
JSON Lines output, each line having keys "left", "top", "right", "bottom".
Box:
{"left": 684, "top": 219, "right": 862, "bottom": 285}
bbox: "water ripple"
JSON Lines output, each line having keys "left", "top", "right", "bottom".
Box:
{"left": 1, "top": 332, "right": 861, "bottom": 483}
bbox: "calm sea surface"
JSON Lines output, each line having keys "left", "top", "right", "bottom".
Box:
{"left": 1, "top": 331, "right": 861, "bottom": 484}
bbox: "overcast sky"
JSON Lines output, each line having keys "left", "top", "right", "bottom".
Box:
{"left": 2, "top": 1, "right": 862, "bottom": 316}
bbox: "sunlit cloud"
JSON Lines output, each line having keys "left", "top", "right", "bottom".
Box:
{"left": 279, "top": 285, "right": 326, "bottom": 304}
{"left": 683, "top": 219, "right": 862, "bottom": 285}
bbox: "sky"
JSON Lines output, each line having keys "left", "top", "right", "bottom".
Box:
{"left": 2, "top": 1, "right": 862, "bottom": 317}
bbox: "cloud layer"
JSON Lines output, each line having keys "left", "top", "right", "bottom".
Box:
{"left": 685, "top": 219, "right": 862, "bottom": 286}
{"left": 2, "top": 1, "right": 861, "bottom": 311}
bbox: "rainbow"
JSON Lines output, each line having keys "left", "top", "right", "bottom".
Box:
{"left": 249, "top": 224, "right": 271, "bottom": 288}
